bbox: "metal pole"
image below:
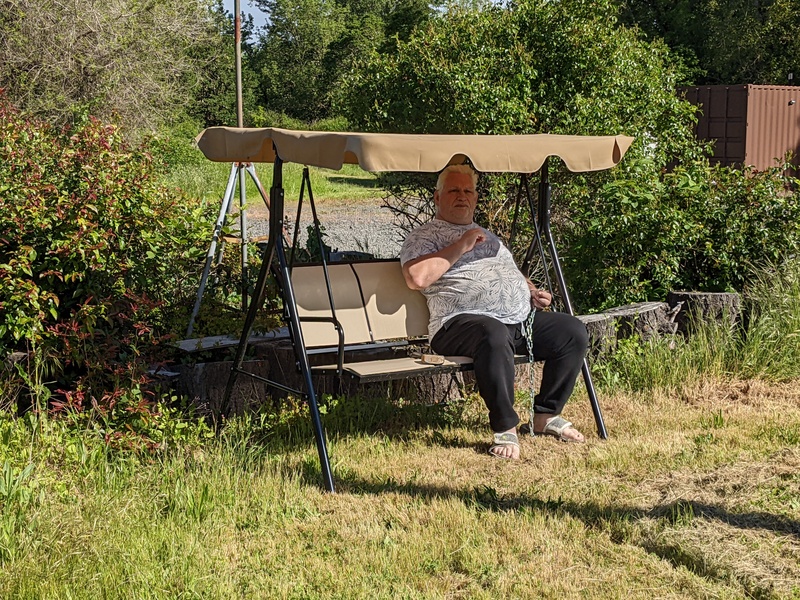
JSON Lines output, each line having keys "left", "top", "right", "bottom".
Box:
{"left": 239, "top": 165, "right": 248, "bottom": 311}
{"left": 234, "top": 0, "right": 244, "bottom": 128}
{"left": 268, "top": 163, "right": 334, "bottom": 491}
{"left": 536, "top": 159, "right": 608, "bottom": 440}
{"left": 234, "top": 1, "right": 247, "bottom": 310}
{"left": 187, "top": 164, "right": 239, "bottom": 337}
{"left": 275, "top": 238, "right": 336, "bottom": 492}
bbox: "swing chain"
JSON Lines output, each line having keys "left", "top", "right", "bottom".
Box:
{"left": 523, "top": 307, "right": 536, "bottom": 434}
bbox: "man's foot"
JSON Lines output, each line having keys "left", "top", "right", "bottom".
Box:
{"left": 489, "top": 429, "right": 520, "bottom": 459}
{"left": 532, "top": 414, "right": 585, "bottom": 443}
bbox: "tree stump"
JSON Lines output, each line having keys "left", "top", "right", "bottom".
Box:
{"left": 174, "top": 360, "right": 272, "bottom": 417}
{"left": 577, "top": 301, "right": 678, "bottom": 358}
{"left": 602, "top": 301, "right": 679, "bottom": 340}
{"left": 667, "top": 291, "right": 741, "bottom": 335}
{"left": 576, "top": 313, "right": 618, "bottom": 357}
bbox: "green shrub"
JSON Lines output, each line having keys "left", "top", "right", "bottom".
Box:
{"left": 565, "top": 158, "right": 800, "bottom": 310}
{"left": 147, "top": 117, "right": 209, "bottom": 170}
{"left": 250, "top": 107, "right": 350, "bottom": 132}
{"left": 0, "top": 95, "right": 211, "bottom": 430}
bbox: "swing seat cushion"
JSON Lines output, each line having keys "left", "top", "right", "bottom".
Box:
{"left": 311, "top": 354, "right": 530, "bottom": 383}
{"left": 292, "top": 260, "right": 429, "bottom": 349}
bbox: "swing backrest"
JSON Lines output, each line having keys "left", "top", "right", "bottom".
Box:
{"left": 291, "top": 260, "right": 430, "bottom": 349}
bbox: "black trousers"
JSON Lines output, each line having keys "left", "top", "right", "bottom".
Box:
{"left": 430, "top": 311, "right": 588, "bottom": 433}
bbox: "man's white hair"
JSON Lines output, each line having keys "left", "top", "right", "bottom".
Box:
{"left": 435, "top": 164, "right": 478, "bottom": 192}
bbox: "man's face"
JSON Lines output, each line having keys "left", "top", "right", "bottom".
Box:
{"left": 434, "top": 172, "right": 478, "bottom": 225}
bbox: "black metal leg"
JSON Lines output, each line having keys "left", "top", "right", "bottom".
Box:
{"left": 535, "top": 160, "right": 609, "bottom": 439}
{"left": 221, "top": 234, "right": 276, "bottom": 422}
{"left": 581, "top": 359, "right": 608, "bottom": 439}
{"left": 222, "top": 157, "right": 335, "bottom": 492}
{"left": 274, "top": 240, "right": 335, "bottom": 492}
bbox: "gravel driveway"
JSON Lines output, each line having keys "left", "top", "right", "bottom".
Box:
{"left": 245, "top": 198, "right": 405, "bottom": 259}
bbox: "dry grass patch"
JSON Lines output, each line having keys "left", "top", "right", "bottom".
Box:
{"left": 312, "top": 376, "right": 800, "bottom": 598}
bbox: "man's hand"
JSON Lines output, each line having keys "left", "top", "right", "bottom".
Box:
{"left": 527, "top": 281, "right": 551, "bottom": 309}
{"left": 458, "top": 228, "right": 486, "bottom": 253}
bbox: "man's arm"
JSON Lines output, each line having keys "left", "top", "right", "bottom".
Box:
{"left": 402, "top": 228, "right": 486, "bottom": 290}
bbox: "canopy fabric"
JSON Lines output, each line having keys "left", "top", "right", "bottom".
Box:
{"left": 196, "top": 127, "right": 634, "bottom": 174}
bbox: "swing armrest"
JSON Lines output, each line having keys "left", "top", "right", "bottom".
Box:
{"left": 298, "top": 316, "right": 345, "bottom": 376}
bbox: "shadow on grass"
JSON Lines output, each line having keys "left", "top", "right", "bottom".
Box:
{"left": 325, "top": 474, "right": 799, "bottom": 595}
{"left": 334, "top": 474, "right": 800, "bottom": 538}
{"left": 248, "top": 426, "right": 800, "bottom": 543}
{"left": 216, "top": 391, "right": 487, "bottom": 478}
{"left": 231, "top": 397, "right": 800, "bottom": 542}
{"left": 227, "top": 393, "right": 798, "bottom": 594}
{"left": 239, "top": 389, "right": 482, "bottom": 444}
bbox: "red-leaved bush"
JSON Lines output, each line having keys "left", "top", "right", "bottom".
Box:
{"left": 0, "top": 92, "right": 210, "bottom": 435}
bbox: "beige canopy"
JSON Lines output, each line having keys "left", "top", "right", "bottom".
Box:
{"left": 196, "top": 127, "right": 634, "bottom": 173}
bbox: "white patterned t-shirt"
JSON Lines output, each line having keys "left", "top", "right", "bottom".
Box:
{"left": 399, "top": 219, "right": 531, "bottom": 339}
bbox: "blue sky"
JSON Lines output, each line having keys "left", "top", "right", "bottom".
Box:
{"left": 224, "top": 0, "right": 269, "bottom": 29}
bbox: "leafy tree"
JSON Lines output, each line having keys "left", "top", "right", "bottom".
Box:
{"left": 342, "top": 0, "right": 698, "bottom": 159}
{"left": 621, "top": 0, "right": 800, "bottom": 84}
{"left": 381, "top": 0, "right": 436, "bottom": 52}
{"left": 252, "top": 0, "right": 436, "bottom": 122}
{"left": 252, "top": 0, "right": 348, "bottom": 121}
{"left": 339, "top": 0, "right": 800, "bottom": 310}
{"left": 0, "top": 0, "right": 226, "bottom": 133}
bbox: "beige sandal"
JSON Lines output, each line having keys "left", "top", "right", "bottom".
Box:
{"left": 533, "top": 416, "right": 585, "bottom": 443}
{"left": 489, "top": 431, "right": 520, "bottom": 459}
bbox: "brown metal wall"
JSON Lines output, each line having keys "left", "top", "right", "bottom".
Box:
{"left": 745, "top": 85, "right": 800, "bottom": 171}
{"left": 681, "top": 85, "right": 800, "bottom": 172}
{"left": 682, "top": 85, "right": 748, "bottom": 165}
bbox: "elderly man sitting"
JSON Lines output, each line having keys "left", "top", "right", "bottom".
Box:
{"left": 399, "top": 164, "right": 588, "bottom": 459}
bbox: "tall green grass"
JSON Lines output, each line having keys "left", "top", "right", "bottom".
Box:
{"left": 737, "top": 261, "right": 800, "bottom": 380}
{"left": 595, "top": 260, "right": 800, "bottom": 393}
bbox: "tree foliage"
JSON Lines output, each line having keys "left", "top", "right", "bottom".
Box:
{"left": 0, "top": 0, "right": 226, "bottom": 132}
{"left": 620, "top": 0, "right": 800, "bottom": 84}
{"left": 185, "top": 1, "right": 261, "bottom": 128}
{"left": 339, "top": 0, "right": 800, "bottom": 310}
{"left": 252, "top": 0, "right": 436, "bottom": 122}
{"left": 341, "top": 0, "right": 699, "bottom": 162}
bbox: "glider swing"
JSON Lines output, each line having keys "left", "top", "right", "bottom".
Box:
{"left": 195, "top": 127, "right": 634, "bottom": 492}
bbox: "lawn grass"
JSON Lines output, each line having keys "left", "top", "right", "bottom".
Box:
{"left": 162, "top": 153, "right": 384, "bottom": 209}
{"left": 1, "top": 372, "right": 799, "bottom": 599}
{"left": 0, "top": 360, "right": 800, "bottom": 598}
{"left": 2, "top": 232, "right": 799, "bottom": 596}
